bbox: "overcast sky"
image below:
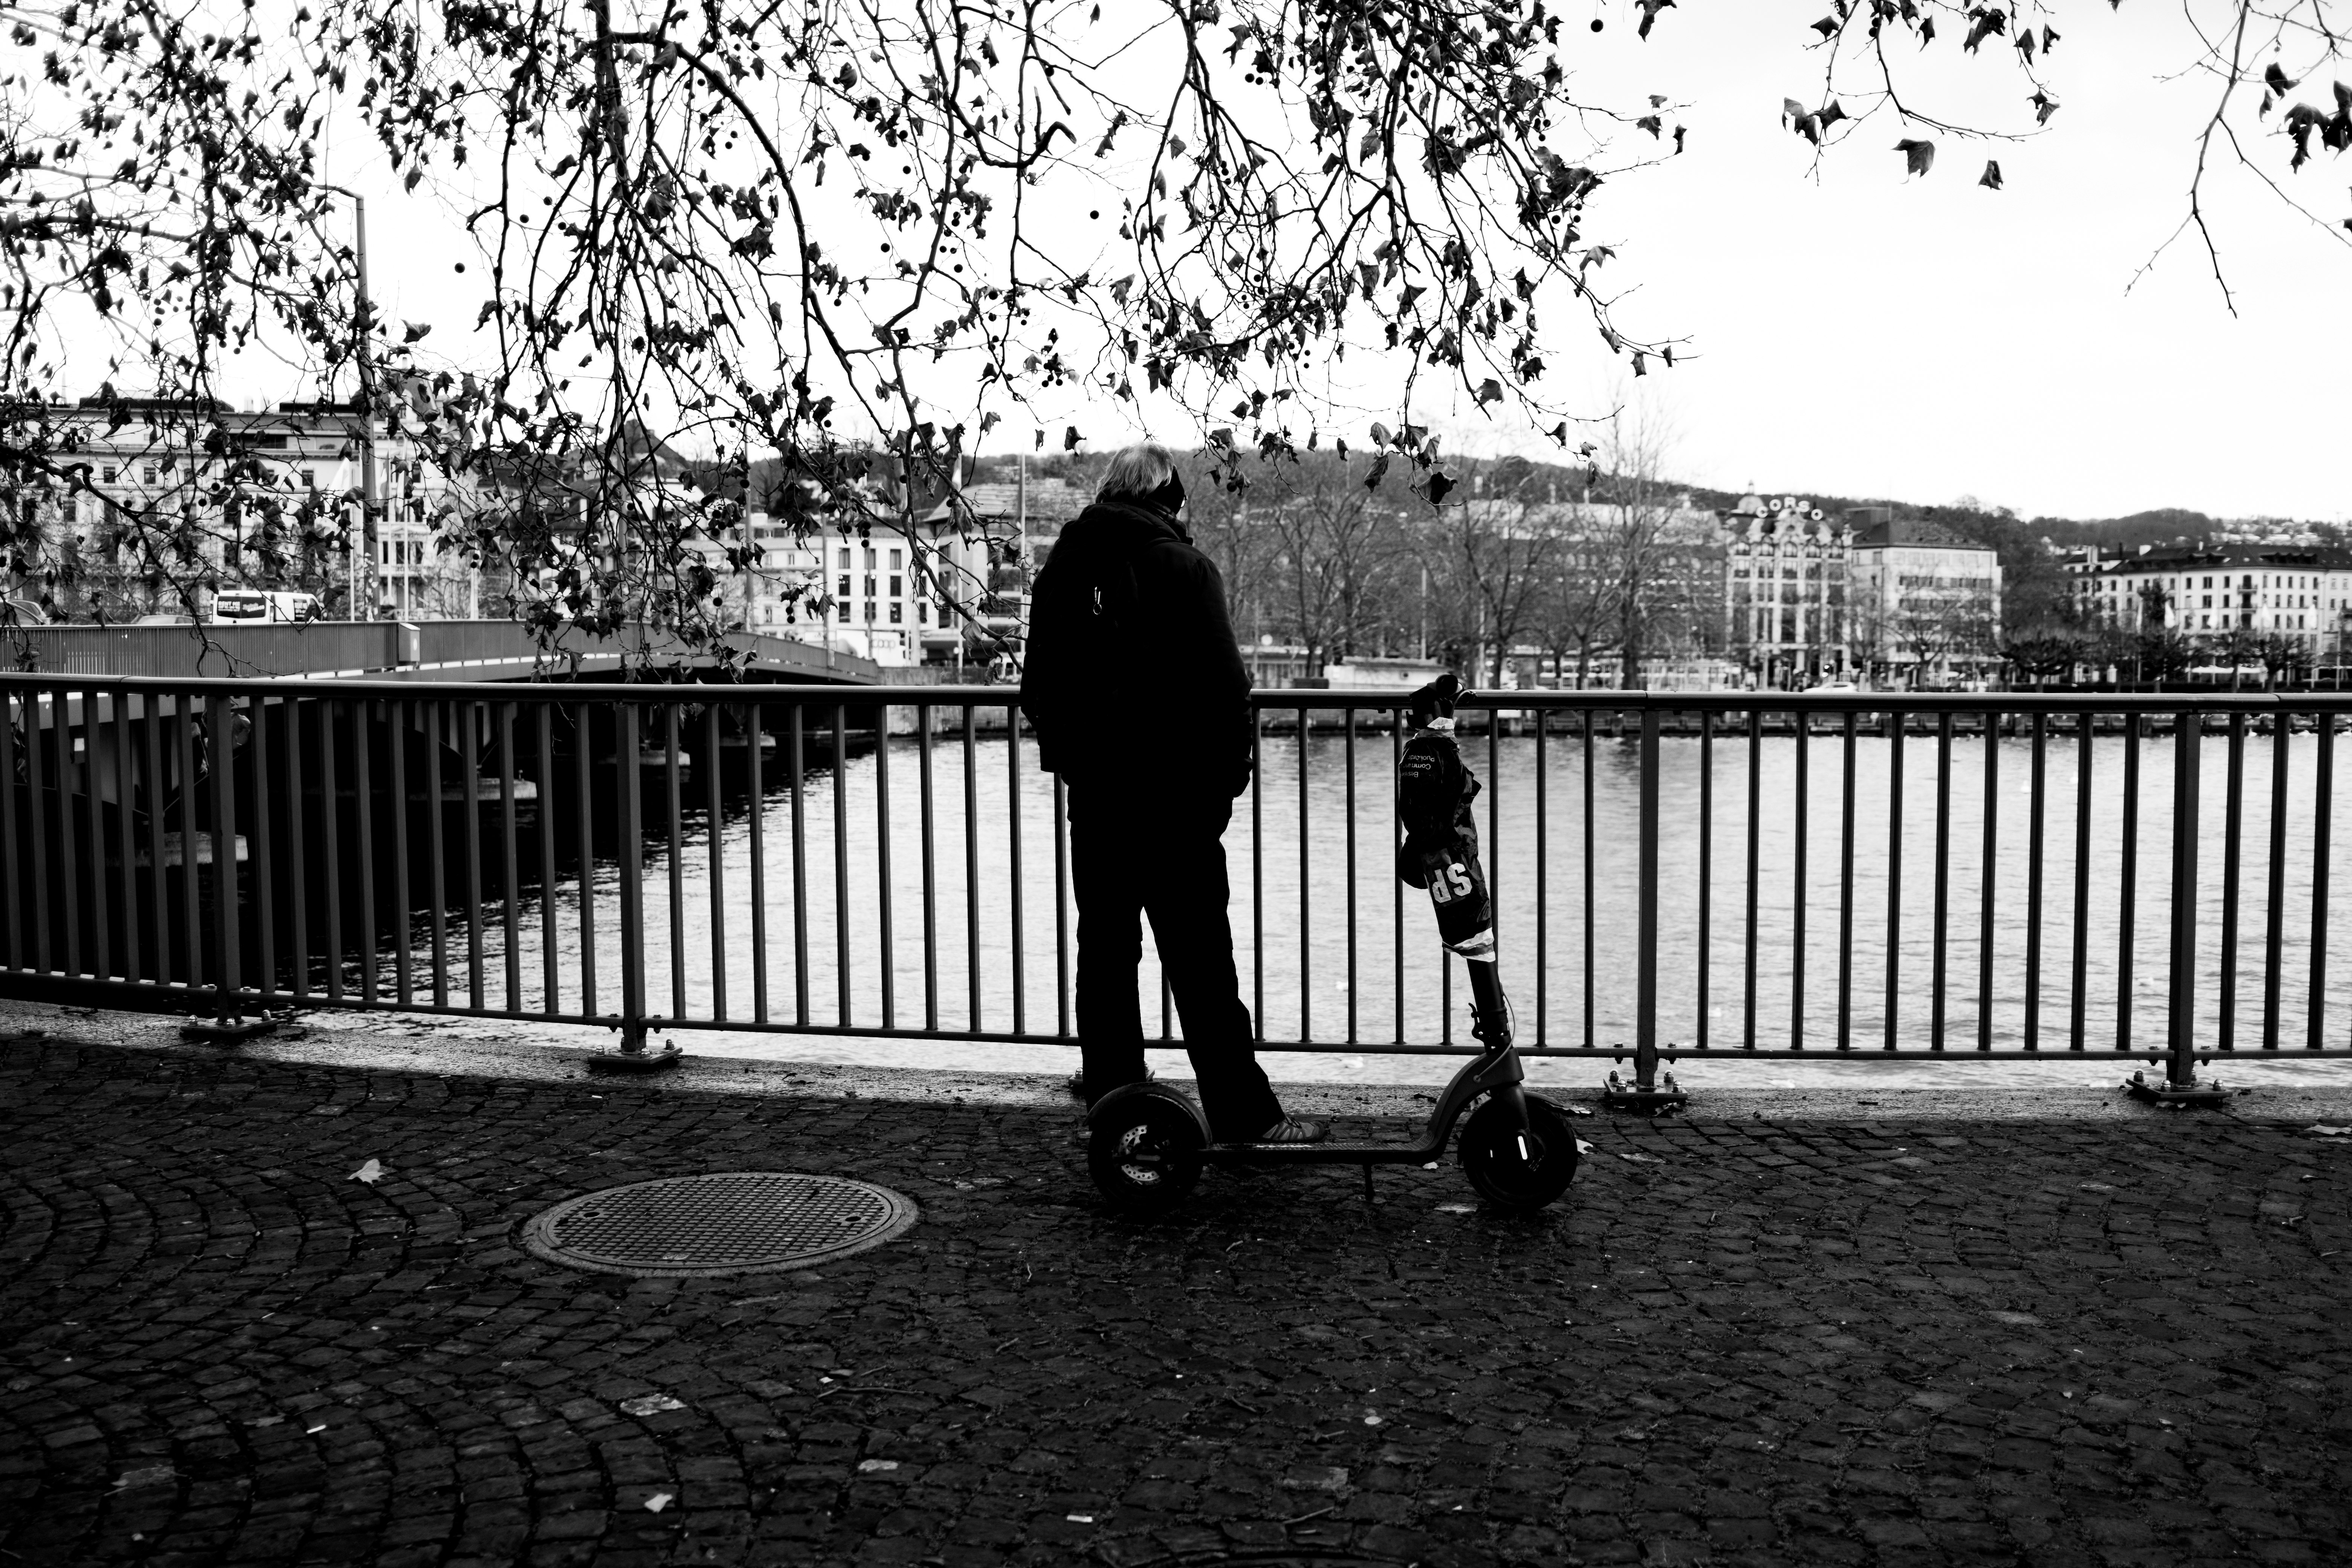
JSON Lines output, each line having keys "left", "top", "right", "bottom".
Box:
{"left": 284, "top": 1, "right": 2350, "bottom": 524}
{"left": 1578, "top": 2, "right": 2352, "bottom": 524}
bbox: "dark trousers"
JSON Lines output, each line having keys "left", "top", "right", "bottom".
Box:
{"left": 1070, "top": 792, "right": 1282, "bottom": 1141}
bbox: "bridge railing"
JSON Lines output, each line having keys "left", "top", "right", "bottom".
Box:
{"left": 0, "top": 677, "right": 2343, "bottom": 1089}
{"left": 4, "top": 619, "right": 887, "bottom": 684}
{"left": 5, "top": 622, "right": 409, "bottom": 680}
{"left": 407, "top": 620, "right": 886, "bottom": 681}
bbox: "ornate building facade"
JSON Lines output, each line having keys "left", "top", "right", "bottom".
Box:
{"left": 1720, "top": 495, "right": 1854, "bottom": 686}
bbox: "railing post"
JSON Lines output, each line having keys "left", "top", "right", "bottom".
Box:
{"left": 1605, "top": 702, "right": 1684, "bottom": 1111}
{"left": 0, "top": 686, "right": 20, "bottom": 973}
{"left": 2133, "top": 707, "right": 2224, "bottom": 1104}
{"left": 182, "top": 692, "right": 276, "bottom": 1043}
{"left": 596, "top": 696, "right": 677, "bottom": 1071}
{"left": 2166, "top": 709, "right": 2200, "bottom": 1085}
{"left": 1636, "top": 703, "right": 1660, "bottom": 1057}
{"left": 2310, "top": 710, "right": 2334, "bottom": 1055}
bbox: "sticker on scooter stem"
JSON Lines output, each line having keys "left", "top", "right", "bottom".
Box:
{"left": 1416, "top": 850, "right": 1498, "bottom": 958}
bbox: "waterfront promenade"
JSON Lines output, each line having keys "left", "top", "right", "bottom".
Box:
{"left": 3, "top": 1006, "right": 2350, "bottom": 1567}
{"left": 14, "top": 1006, "right": 2352, "bottom": 1568}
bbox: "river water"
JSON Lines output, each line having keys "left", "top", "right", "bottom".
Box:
{"left": 408, "top": 729, "right": 2351, "bottom": 1086}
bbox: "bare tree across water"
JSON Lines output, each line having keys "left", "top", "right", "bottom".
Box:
{"left": 1242, "top": 452, "right": 1412, "bottom": 677}
{"left": 1893, "top": 590, "right": 2000, "bottom": 688}
{"left": 1534, "top": 546, "right": 1619, "bottom": 690}
{"left": 1576, "top": 408, "right": 1723, "bottom": 691}
{"left": 1424, "top": 458, "right": 1565, "bottom": 686}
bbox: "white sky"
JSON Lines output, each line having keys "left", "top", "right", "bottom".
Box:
{"left": 262, "top": 0, "right": 2351, "bottom": 524}
{"left": 1579, "top": 1, "right": 2352, "bottom": 523}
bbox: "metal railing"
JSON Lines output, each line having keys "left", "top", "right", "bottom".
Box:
{"left": 6, "top": 621, "right": 409, "bottom": 679}
{"left": 4, "top": 620, "right": 884, "bottom": 684}
{"left": 408, "top": 620, "right": 885, "bottom": 682}
{"left": 1, "top": 677, "right": 2344, "bottom": 1086}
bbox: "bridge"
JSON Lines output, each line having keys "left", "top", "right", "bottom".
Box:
{"left": 0, "top": 677, "right": 2343, "bottom": 1107}
{"left": 3, "top": 619, "right": 883, "bottom": 685}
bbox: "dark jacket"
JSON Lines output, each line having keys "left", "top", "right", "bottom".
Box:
{"left": 1018, "top": 498, "right": 1253, "bottom": 804}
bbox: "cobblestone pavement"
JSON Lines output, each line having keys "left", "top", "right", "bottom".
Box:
{"left": 3, "top": 1035, "right": 2350, "bottom": 1568}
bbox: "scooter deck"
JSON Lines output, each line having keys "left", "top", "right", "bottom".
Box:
{"left": 1200, "top": 1138, "right": 1446, "bottom": 1165}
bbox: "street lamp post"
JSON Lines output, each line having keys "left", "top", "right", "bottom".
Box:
{"left": 320, "top": 185, "right": 377, "bottom": 619}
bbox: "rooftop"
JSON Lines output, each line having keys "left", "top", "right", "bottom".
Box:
{"left": 962, "top": 476, "right": 1090, "bottom": 522}
{"left": 2087, "top": 541, "right": 2352, "bottom": 574}
{"left": 1849, "top": 516, "right": 1988, "bottom": 551}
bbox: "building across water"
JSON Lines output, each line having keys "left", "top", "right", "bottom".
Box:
{"left": 1845, "top": 510, "right": 2004, "bottom": 688}
{"left": 9, "top": 396, "right": 482, "bottom": 623}
{"left": 2064, "top": 537, "right": 2352, "bottom": 665}
{"left": 725, "top": 466, "right": 1089, "bottom": 671}
{"left": 1719, "top": 499, "right": 2004, "bottom": 689}
{"left": 1721, "top": 495, "right": 1854, "bottom": 686}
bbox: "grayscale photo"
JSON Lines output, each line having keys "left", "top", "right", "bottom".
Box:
{"left": 2, "top": 1, "right": 2347, "bottom": 1563}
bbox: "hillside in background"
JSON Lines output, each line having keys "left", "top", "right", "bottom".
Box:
{"left": 731, "top": 447, "right": 2334, "bottom": 637}
{"left": 2029, "top": 508, "right": 2219, "bottom": 547}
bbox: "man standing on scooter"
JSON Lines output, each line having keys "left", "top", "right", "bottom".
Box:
{"left": 1019, "top": 441, "right": 1327, "bottom": 1145}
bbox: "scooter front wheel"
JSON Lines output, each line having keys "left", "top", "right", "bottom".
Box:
{"left": 1459, "top": 1095, "right": 1578, "bottom": 1211}
{"left": 1087, "top": 1090, "right": 1206, "bottom": 1215}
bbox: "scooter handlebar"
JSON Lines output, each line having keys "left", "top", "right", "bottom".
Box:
{"left": 1405, "top": 672, "right": 1469, "bottom": 730}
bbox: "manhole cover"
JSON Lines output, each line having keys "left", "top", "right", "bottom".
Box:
{"left": 521, "top": 1173, "right": 918, "bottom": 1278}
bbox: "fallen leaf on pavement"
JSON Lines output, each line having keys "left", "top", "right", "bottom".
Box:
{"left": 1280, "top": 1466, "right": 1351, "bottom": 1492}
{"left": 111, "top": 1466, "right": 176, "bottom": 1492}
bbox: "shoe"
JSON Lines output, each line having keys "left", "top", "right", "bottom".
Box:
{"left": 1250, "top": 1115, "right": 1329, "bottom": 1145}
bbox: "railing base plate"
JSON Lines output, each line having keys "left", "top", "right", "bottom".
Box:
{"left": 588, "top": 1045, "right": 683, "bottom": 1075}
{"left": 181, "top": 1016, "right": 280, "bottom": 1045}
{"left": 2123, "top": 1069, "right": 2230, "bottom": 1107}
{"left": 1604, "top": 1043, "right": 1685, "bottom": 1113}
{"left": 1602, "top": 1086, "right": 1688, "bottom": 1114}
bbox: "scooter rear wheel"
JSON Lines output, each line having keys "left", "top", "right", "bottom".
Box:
{"left": 1459, "top": 1095, "right": 1579, "bottom": 1211}
{"left": 1087, "top": 1092, "right": 1206, "bottom": 1215}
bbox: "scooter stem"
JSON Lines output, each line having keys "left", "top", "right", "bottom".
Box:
{"left": 1419, "top": 959, "right": 1529, "bottom": 1146}
{"left": 1465, "top": 959, "right": 1512, "bottom": 1049}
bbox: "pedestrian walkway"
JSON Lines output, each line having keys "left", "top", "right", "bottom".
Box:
{"left": 2, "top": 1017, "right": 2349, "bottom": 1567}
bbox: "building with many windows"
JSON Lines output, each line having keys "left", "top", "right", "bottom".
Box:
{"left": 1845, "top": 511, "right": 2003, "bottom": 686}
{"left": 730, "top": 501, "right": 998, "bottom": 669}
{"left": 7, "top": 396, "right": 480, "bottom": 621}
{"left": 709, "top": 455, "right": 1093, "bottom": 670}
{"left": 959, "top": 471, "right": 1089, "bottom": 656}
{"left": 2065, "top": 537, "right": 2352, "bottom": 672}
{"left": 1719, "top": 495, "right": 1855, "bottom": 686}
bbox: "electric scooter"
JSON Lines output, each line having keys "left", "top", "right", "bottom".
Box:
{"left": 1086, "top": 675, "right": 1580, "bottom": 1215}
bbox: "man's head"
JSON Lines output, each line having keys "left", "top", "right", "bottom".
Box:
{"left": 1098, "top": 440, "right": 1185, "bottom": 516}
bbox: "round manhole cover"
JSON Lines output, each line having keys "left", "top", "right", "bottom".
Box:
{"left": 521, "top": 1173, "right": 918, "bottom": 1278}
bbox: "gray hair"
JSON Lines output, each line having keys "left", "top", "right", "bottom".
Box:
{"left": 1096, "top": 441, "right": 1178, "bottom": 501}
